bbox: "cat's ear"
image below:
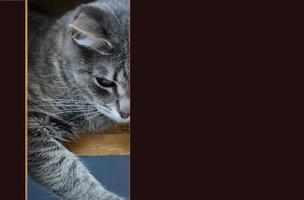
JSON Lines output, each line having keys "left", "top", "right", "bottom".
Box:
{"left": 69, "top": 19, "right": 113, "bottom": 55}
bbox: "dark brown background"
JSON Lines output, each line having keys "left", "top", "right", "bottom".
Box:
{"left": 0, "top": 1, "right": 25, "bottom": 199}
{"left": 0, "top": 0, "right": 291, "bottom": 199}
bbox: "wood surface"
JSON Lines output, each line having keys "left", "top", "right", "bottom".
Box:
{"left": 65, "top": 124, "right": 130, "bottom": 156}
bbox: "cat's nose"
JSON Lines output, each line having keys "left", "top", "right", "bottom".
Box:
{"left": 119, "top": 111, "right": 130, "bottom": 118}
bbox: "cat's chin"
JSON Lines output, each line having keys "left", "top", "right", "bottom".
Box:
{"left": 96, "top": 106, "right": 130, "bottom": 124}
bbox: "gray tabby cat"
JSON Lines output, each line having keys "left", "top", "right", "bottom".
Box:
{"left": 28, "top": 0, "right": 129, "bottom": 199}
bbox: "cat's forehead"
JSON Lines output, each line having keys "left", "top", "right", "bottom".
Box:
{"left": 92, "top": 59, "right": 128, "bottom": 79}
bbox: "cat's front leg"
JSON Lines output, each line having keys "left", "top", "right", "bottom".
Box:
{"left": 28, "top": 133, "right": 124, "bottom": 200}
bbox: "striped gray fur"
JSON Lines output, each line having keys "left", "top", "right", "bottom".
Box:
{"left": 28, "top": 0, "right": 129, "bottom": 199}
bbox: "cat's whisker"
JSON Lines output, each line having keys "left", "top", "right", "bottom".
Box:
{"left": 53, "top": 109, "right": 96, "bottom": 115}
{"left": 30, "top": 109, "right": 74, "bottom": 126}
{"left": 31, "top": 102, "right": 94, "bottom": 107}
{"left": 33, "top": 104, "right": 92, "bottom": 107}
{"left": 87, "top": 112, "right": 102, "bottom": 120}
{"left": 31, "top": 101, "right": 86, "bottom": 104}
{"left": 31, "top": 100, "right": 86, "bottom": 103}
{"left": 68, "top": 111, "right": 100, "bottom": 122}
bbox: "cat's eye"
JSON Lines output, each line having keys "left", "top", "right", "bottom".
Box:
{"left": 95, "top": 77, "right": 115, "bottom": 88}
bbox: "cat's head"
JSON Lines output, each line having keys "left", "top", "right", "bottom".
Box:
{"left": 63, "top": 0, "right": 129, "bottom": 123}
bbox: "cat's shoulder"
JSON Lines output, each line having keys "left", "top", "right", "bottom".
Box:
{"left": 28, "top": 9, "right": 56, "bottom": 41}
{"left": 29, "top": 10, "right": 50, "bottom": 27}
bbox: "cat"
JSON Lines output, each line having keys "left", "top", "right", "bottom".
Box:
{"left": 28, "top": 0, "right": 129, "bottom": 199}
